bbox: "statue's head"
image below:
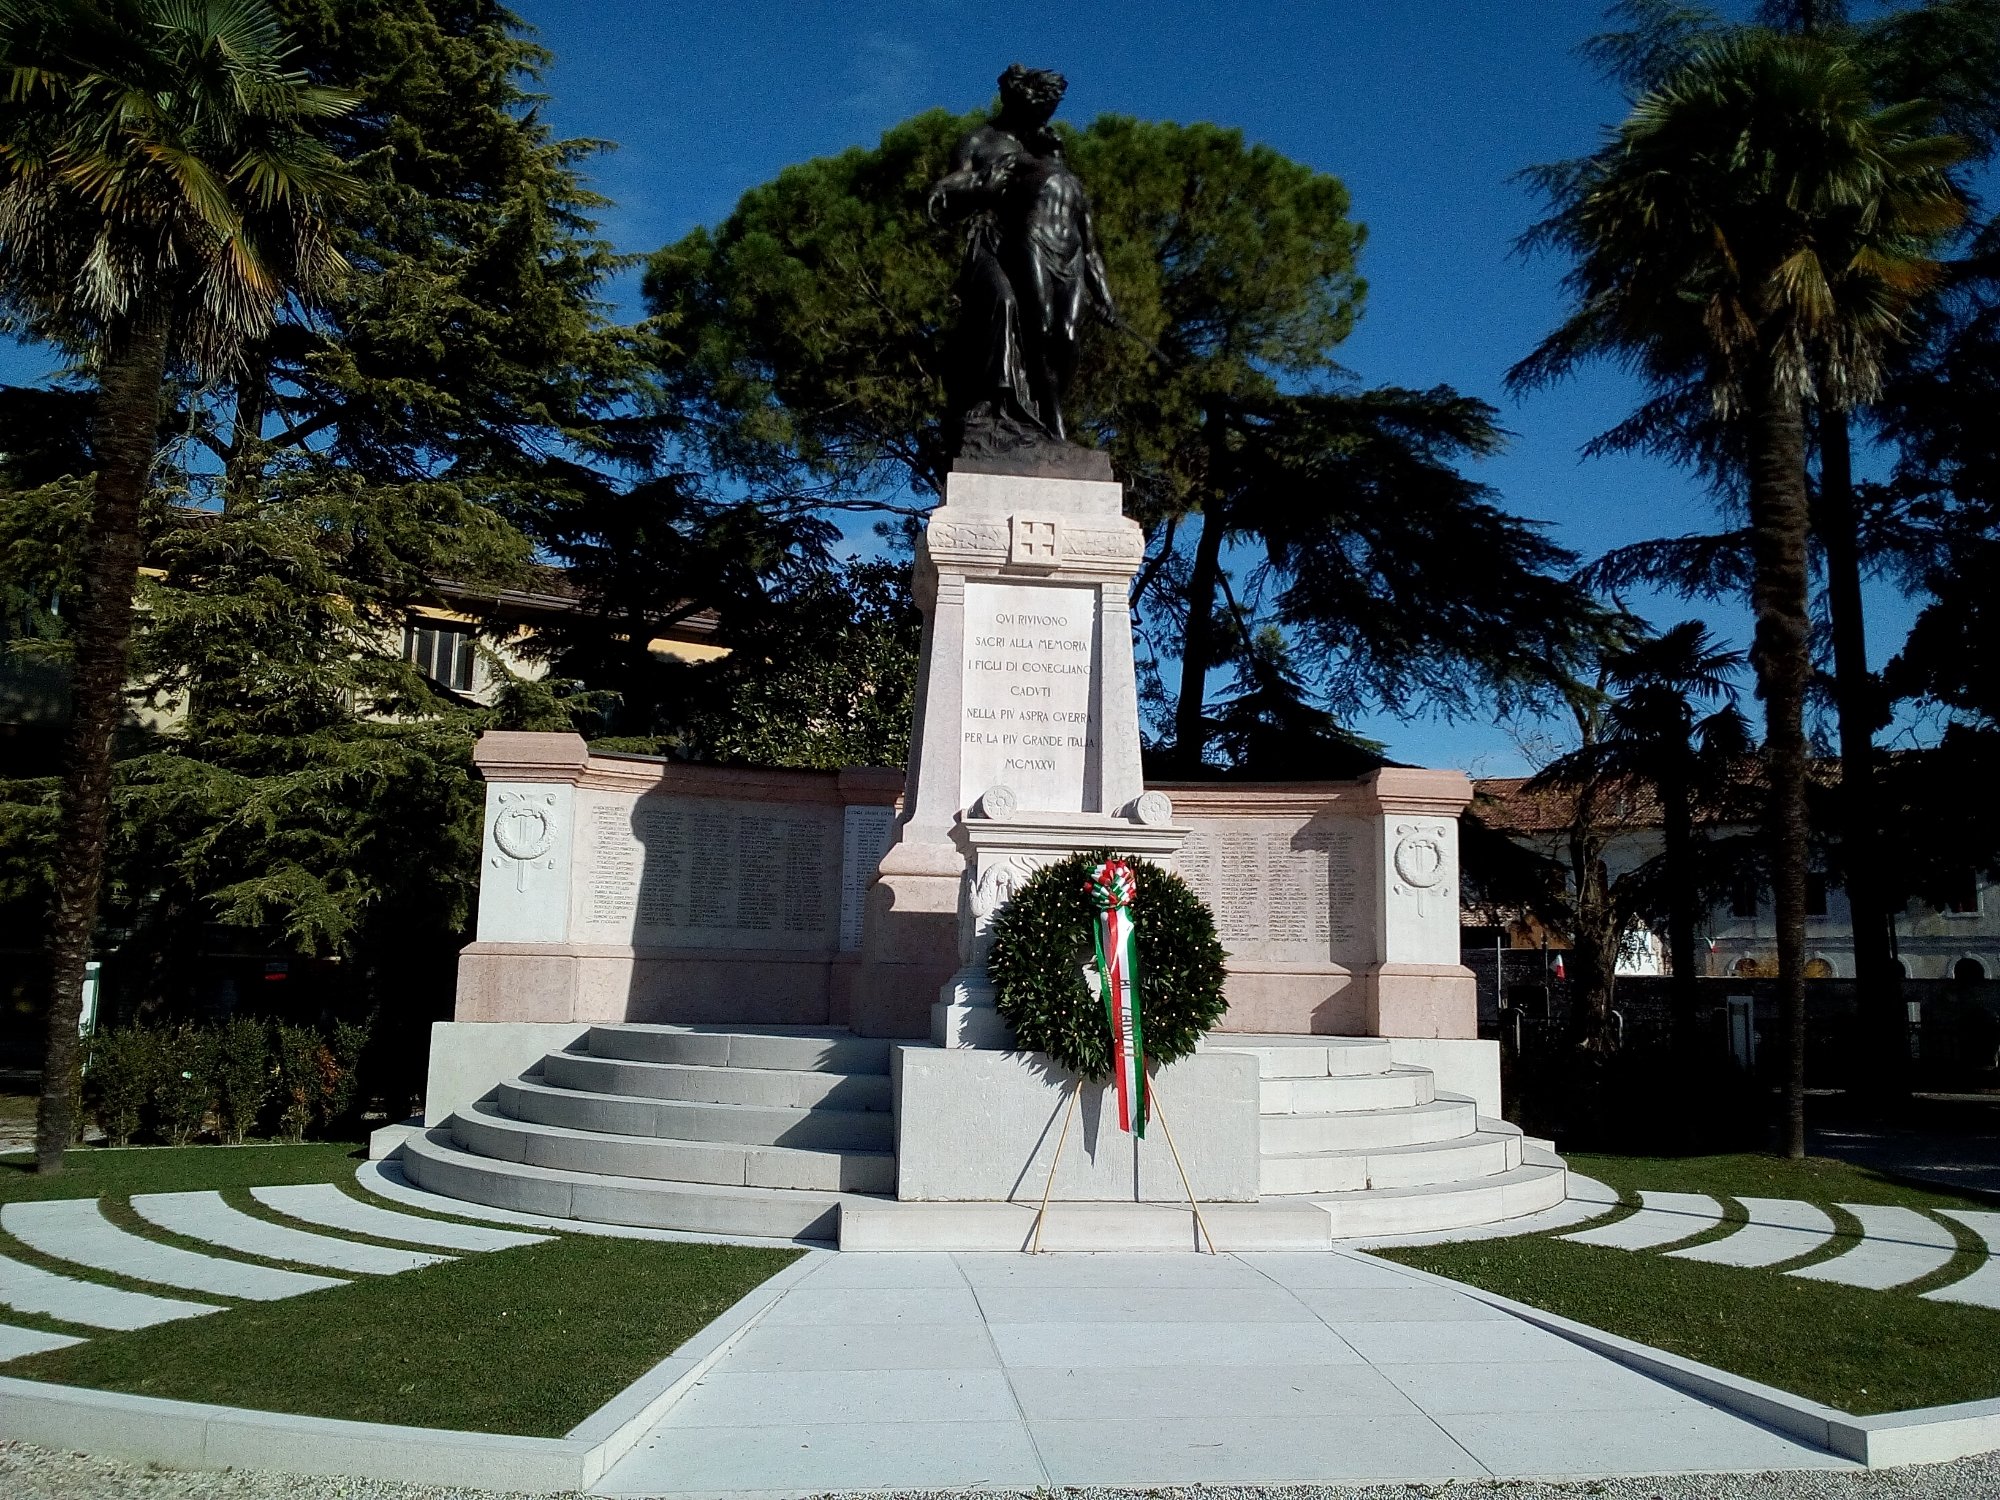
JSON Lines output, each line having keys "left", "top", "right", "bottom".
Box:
{"left": 998, "top": 64, "right": 1067, "bottom": 125}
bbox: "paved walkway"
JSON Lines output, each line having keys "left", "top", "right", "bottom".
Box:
{"left": 596, "top": 1248, "right": 1851, "bottom": 1493}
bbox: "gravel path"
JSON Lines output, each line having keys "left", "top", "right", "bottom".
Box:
{"left": 6, "top": 1442, "right": 2000, "bottom": 1500}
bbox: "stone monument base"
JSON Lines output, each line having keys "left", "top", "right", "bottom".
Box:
{"left": 892, "top": 1045, "right": 1258, "bottom": 1203}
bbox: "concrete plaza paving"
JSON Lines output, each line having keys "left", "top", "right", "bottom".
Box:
{"left": 596, "top": 1247, "right": 1853, "bottom": 1494}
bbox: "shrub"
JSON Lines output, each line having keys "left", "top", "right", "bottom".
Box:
{"left": 151, "top": 1023, "right": 217, "bottom": 1145}
{"left": 270, "top": 1022, "right": 333, "bottom": 1143}
{"left": 85, "top": 1027, "right": 159, "bottom": 1146}
{"left": 211, "top": 1018, "right": 273, "bottom": 1145}
{"left": 324, "top": 1018, "right": 369, "bottom": 1133}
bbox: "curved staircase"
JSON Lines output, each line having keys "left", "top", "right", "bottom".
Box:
{"left": 401, "top": 1025, "right": 894, "bottom": 1242}
{"left": 1215, "top": 1035, "right": 1567, "bottom": 1238}
{"left": 400, "top": 1024, "right": 1566, "bottom": 1246}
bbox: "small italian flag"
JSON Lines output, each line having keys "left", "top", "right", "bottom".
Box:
{"left": 1089, "top": 858, "right": 1147, "bottom": 1136}
{"left": 1553, "top": 955, "right": 1567, "bottom": 981}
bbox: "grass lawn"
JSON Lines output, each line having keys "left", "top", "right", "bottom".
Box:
{"left": 0, "top": 1141, "right": 364, "bottom": 1203}
{"left": 1373, "top": 1152, "right": 2000, "bottom": 1416}
{"left": 1565, "top": 1151, "right": 1996, "bottom": 1213}
{"left": 8, "top": 1234, "right": 800, "bottom": 1435}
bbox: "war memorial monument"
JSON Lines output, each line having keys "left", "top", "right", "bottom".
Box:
{"left": 396, "top": 66, "right": 1567, "bottom": 1249}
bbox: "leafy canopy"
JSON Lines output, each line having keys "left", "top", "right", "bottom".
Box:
{"left": 645, "top": 111, "right": 1365, "bottom": 514}
{"left": 0, "top": 0, "right": 355, "bottom": 365}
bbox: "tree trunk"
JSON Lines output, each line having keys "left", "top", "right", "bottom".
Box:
{"left": 1817, "top": 411, "right": 1904, "bottom": 1102}
{"left": 1662, "top": 768, "right": 1700, "bottom": 1050}
{"left": 1172, "top": 408, "right": 1229, "bottom": 771}
{"left": 34, "top": 312, "right": 172, "bottom": 1175}
{"left": 1745, "top": 362, "right": 1815, "bottom": 1161}
{"left": 1565, "top": 778, "right": 1619, "bottom": 1045}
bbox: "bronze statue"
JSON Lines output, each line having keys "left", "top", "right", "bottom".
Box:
{"left": 928, "top": 65, "right": 1116, "bottom": 471}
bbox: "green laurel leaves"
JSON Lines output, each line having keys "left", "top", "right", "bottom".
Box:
{"left": 988, "top": 849, "right": 1229, "bottom": 1079}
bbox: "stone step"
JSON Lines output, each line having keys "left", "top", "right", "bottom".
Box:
{"left": 583, "top": 1024, "right": 892, "bottom": 1075}
{"left": 451, "top": 1103, "right": 895, "bottom": 1194}
{"left": 543, "top": 1051, "right": 892, "bottom": 1112}
{"left": 400, "top": 1127, "right": 862, "bottom": 1241}
{"left": 1258, "top": 1130, "right": 1522, "bottom": 1196}
{"left": 838, "top": 1198, "right": 1334, "bottom": 1252}
{"left": 1205, "top": 1035, "right": 1395, "bottom": 1077}
{"left": 1304, "top": 1163, "right": 1570, "bottom": 1239}
{"left": 1205, "top": 1035, "right": 1398, "bottom": 1079}
{"left": 1258, "top": 1096, "right": 1478, "bottom": 1155}
{"left": 495, "top": 1076, "right": 894, "bottom": 1151}
{"left": 1259, "top": 1066, "right": 1436, "bottom": 1116}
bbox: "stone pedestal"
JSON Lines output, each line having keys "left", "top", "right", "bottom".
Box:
{"left": 1357, "top": 770, "right": 1478, "bottom": 1038}
{"left": 893, "top": 1045, "right": 1260, "bottom": 1202}
{"left": 933, "top": 804, "right": 1188, "bottom": 1048}
{"left": 853, "top": 466, "right": 1151, "bottom": 1037}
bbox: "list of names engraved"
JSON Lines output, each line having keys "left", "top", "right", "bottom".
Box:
{"left": 959, "top": 581, "right": 1097, "bottom": 813}
{"left": 1176, "top": 818, "right": 1360, "bottom": 959}
{"left": 839, "top": 805, "right": 896, "bottom": 951}
{"left": 587, "top": 804, "right": 640, "bottom": 926}
{"left": 580, "top": 796, "right": 834, "bottom": 944}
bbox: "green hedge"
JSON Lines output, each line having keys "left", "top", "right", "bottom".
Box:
{"left": 83, "top": 1018, "right": 367, "bottom": 1146}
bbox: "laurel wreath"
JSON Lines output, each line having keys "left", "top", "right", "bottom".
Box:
{"left": 987, "top": 849, "right": 1229, "bottom": 1078}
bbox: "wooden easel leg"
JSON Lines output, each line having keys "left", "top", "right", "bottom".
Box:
{"left": 1149, "top": 1083, "right": 1219, "bottom": 1255}
{"left": 1030, "top": 1077, "right": 1084, "bottom": 1255}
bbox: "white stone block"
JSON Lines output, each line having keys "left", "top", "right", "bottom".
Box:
{"left": 1385, "top": 1038, "right": 1501, "bottom": 1119}
{"left": 424, "top": 1019, "right": 589, "bottom": 1125}
{"left": 1378, "top": 814, "right": 1461, "bottom": 966}
{"left": 475, "top": 782, "right": 576, "bottom": 944}
{"left": 893, "top": 1045, "right": 1259, "bottom": 1202}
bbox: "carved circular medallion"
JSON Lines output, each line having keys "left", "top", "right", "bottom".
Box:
{"left": 1393, "top": 828, "right": 1446, "bottom": 890}
{"left": 492, "top": 802, "right": 556, "bottom": 862}
{"left": 1132, "top": 790, "right": 1174, "bottom": 827}
{"left": 978, "top": 784, "right": 1019, "bottom": 821}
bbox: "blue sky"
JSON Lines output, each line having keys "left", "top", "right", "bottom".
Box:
{"left": 505, "top": 0, "right": 1922, "bottom": 776}
{"left": 0, "top": 1, "right": 1929, "bottom": 776}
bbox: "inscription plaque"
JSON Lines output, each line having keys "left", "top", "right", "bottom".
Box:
{"left": 577, "top": 794, "right": 835, "bottom": 947}
{"left": 959, "top": 580, "right": 1097, "bottom": 813}
{"left": 1177, "top": 817, "right": 1360, "bottom": 961}
{"left": 840, "top": 805, "right": 897, "bottom": 951}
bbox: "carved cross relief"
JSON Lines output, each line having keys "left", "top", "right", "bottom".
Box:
{"left": 1009, "top": 514, "right": 1063, "bottom": 568}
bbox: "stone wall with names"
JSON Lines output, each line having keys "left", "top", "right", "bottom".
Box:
{"left": 958, "top": 580, "right": 1099, "bottom": 813}
{"left": 573, "top": 790, "right": 842, "bottom": 949}
{"left": 1176, "top": 814, "right": 1366, "bottom": 966}
{"left": 840, "top": 804, "right": 897, "bottom": 952}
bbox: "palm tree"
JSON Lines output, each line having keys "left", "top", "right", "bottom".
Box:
{"left": 1585, "top": 0, "right": 2000, "bottom": 1111}
{"left": 0, "top": 0, "right": 353, "bottom": 1172}
{"left": 1547, "top": 623, "right": 1752, "bottom": 1039}
{"left": 1512, "top": 32, "right": 1963, "bottom": 1156}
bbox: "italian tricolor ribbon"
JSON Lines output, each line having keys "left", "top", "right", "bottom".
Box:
{"left": 1089, "top": 858, "right": 1146, "bottom": 1136}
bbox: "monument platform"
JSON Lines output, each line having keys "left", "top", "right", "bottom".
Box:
{"left": 398, "top": 1022, "right": 1566, "bottom": 1248}
{"left": 408, "top": 461, "right": 1558, "bottom": 1249}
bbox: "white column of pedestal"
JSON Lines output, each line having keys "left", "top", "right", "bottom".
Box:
{"left": 1094, "top": 578, "right": 1145, "bottom": 816}
{"left": 899, "top": 567, "right": 967, "bottom": 851}
{"left": 474, "top": 782, "right": 576, "bottom": 945}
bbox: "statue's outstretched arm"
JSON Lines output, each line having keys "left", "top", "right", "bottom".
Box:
{"left": 926, "top": 137, "right": 990, "bottom": 223}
